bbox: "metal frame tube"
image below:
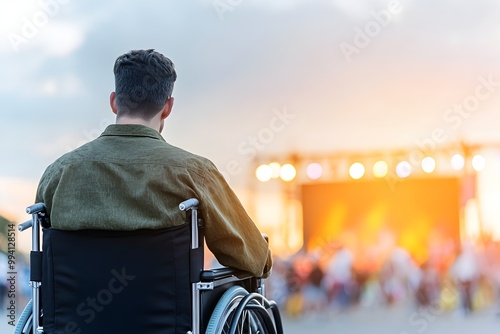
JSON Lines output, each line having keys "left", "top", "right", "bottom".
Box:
{"left": 190, "top": 206, "right": 200, "bottom": 334}
{"left": 191, "top": 208, "right": 198, "bottom": 249}
{"left": 191, "top": 283, "right": 200, "bottom": 334}
{"left": 31, "top": 213, "right": 42, "bottom": 334}
{"left": 180, "top": 199, "right": 201, "bottom": 334}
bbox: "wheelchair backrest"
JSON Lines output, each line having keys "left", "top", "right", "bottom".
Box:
{"left": 42, "top": 224, "right": 192, "bottom": 333}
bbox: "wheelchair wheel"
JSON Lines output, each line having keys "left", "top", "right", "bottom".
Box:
{"left": 206, "top": 286, "right": 277, "bottom": 334}
{"left": 227, "top": 292, "right": 279, "bottom": 334}
{"left": 206, "top": 286, "right": 248, "bottom": 334}
{"left": 14, "top": 299, "right": 33, "bottom": 334}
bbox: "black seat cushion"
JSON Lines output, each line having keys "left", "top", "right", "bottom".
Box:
{"left": 42, "top": 224, "right": 191, "bottom": 334}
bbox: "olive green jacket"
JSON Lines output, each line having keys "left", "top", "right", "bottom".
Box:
{"left": 36, "top": 124, "right": 272, "bottom": 278}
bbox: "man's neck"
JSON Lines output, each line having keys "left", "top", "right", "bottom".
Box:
{"left": 115, "top": 115, "right": 161, "bottom": 132}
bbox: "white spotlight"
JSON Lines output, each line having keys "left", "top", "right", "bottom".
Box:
{"left": 349, "top": 162, "right": 365, "bottom": 180}
{"left": 256, "top": 164, "right": 272, "bottom": 182}
{"left": 373, "top": 160, "right": 388, "bottom": 178}
{"left": 421, "top": 157, "right": 436, "bottom": 173}
{"left": 472, "top": 154, "right": 486, "bottom": 172}
{"left": 451, "top": 154, "right": 465, "bottom": 170}
{"left": 280, "top": 164, "right": 297, "bottom": 182}
{"left": 396, "top": 161, "right": 411, "bottom": 178}
{"left": 306, "top": 163, "right": 323, "bottom": 180}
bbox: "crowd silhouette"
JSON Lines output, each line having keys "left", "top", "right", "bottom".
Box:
{"left": 267, "top": 238, "right": 500, "bottom": 318}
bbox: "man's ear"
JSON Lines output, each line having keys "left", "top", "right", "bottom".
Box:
{"left": 160, "top": 97, "right": 174, "bottom": 120}
{"left": 110, "top": 92, "right": 118, "bottom": 115}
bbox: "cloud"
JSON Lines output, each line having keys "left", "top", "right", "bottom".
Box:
{"left": 38, "top": 73, "right": 85, "bottom": 96}
{"left": 0, "top": 1, "right": 88, "bottom": 98}
{"left": 330, "top": 0, "right": 378, "bottom": 18}
{"left": 32, "top": 21, "right": 86, "bottom": 57}
{"left": 0, "top": 70, "right": 85, "bottom": 97}
{"left": 1, "top": 20, "right": 86, "bottom": 57}
{"left": 0, "top": 0, "right": 85, "bottom": 56}
{"left": 246, "top": 0, "right": 311, "bottom": 10}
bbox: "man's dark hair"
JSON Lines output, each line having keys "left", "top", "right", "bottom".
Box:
{"left": 113, "top": 49, "right": 177, "bottom": 120}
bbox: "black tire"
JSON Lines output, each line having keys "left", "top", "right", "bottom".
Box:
{"left": 227, "top": 293, "right": 278, "bottom": 334}
{"left": 206, "top": 286, "right": 248, "bottom": 334}
{"left": 206, "top": 286, "right": 277, "bottom": 334}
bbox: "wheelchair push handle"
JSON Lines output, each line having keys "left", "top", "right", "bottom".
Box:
{"left": 26, "top": 203, "right": 46, "bottom": 214}
{"left": 179, "top": 198, "right": 199, "bottom": 211}
{"left": 19, "top": 203, "right": 48, "bottom": 232}
{"left": 18, "top": 220, "right": 33, "bottom": 232}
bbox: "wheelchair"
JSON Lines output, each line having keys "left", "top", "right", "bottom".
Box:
{"left": 15, "top": 198, "right": 283, "bottom": 334}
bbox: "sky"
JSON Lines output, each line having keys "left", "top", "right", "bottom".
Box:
{"left": 2, "top": 0, "right": 500, "bottom": 225}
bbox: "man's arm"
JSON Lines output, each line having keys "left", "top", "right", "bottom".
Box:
{"left": 194, "top": 162, "right": 272, "bottom": 278}
{"left": 35, "top": 164, "right": 57, "bottom": 212}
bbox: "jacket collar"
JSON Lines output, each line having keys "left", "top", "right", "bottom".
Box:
{"left": 100, "top": 124, "right": 166, "bottom": 142}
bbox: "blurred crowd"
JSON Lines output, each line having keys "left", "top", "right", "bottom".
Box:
{"left": 266, "top": 239, "right": 500, "bottom": 318}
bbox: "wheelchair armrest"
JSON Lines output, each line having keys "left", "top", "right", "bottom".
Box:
{"left": 201, "top": 267, "right": 254, "bottom": 282}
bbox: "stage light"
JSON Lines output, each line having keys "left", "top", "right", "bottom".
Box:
{"left": 256, "top": 164, "right": 272, "bottom": 182}
{"left": 349, "top": 162, "right": 365, "bottom": 180}
{"left": 306, "top": 162, "right": 323, "bottom": 180}
{"left": 269, "top": 162, "right": 281, "bottom": 178}
{"left": 472, "top": 154, "right": 486, "bottom": 171}
{"left": 372, "top": 160, "right": 388, "bottom": 178}
{"left": 396, "top": 161, "right": 411, "bottom": 178}
{"left": 421, "top": 157, "right": 436, "bottom": 173}
{"left": 280, "top": 163, "right": 297, "bottom": 182}
{"left": 451, "top": 154, "right": 465, "bottom": 170}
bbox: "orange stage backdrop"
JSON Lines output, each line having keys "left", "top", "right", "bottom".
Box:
{"left": 301, "top": 177, "right": 461, "bottom": 266}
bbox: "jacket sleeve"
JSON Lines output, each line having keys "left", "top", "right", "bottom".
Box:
{"left": 193, "top": 161, "right": 272, "bottom": 278}
{"left": 34, "top": 163, "right": 61, "bottom": 215}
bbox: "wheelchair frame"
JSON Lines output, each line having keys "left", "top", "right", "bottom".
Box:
{"left": 15, "top": 199, "right": 283, "bottom": 334}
